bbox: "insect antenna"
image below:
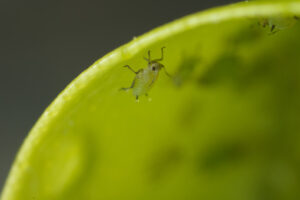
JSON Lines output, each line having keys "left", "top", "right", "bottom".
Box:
{"left": 153, "top": 47, "right": 166, "bottom": 62}
{"left": 144, "top": 50, "right": 151, "bottom": 64}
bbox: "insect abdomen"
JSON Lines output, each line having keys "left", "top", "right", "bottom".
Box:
{"left": 132, "top": 69, "right": 158, "bottom": 96}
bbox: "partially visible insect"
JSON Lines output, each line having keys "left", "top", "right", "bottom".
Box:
{"left": 120, "top": 47, "right": 171, "bottom": 101}
{"left": 259, "top": 16, "right": 299, "bottom": 34}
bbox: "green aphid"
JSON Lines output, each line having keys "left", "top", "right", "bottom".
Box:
{"left": 121, "top": 47, "right": 171, "bottom": 101}
{"left": 259, "top": 16, "right": 299, "bottom": 34}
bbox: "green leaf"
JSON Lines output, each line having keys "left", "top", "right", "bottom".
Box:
{"left": 2, "top": 1, "right": 300, "bottom": 200}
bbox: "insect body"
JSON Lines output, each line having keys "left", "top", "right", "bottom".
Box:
{"left": 121, "top": 47, "right": 171, "bottom": 101}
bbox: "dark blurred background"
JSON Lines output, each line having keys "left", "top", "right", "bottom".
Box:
{"left": 0, "top": 0, "right": 240, "bottom": 189}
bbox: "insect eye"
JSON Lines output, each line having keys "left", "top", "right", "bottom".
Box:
{"left": 152, "top": 67, "right": 156, "bottom": 71}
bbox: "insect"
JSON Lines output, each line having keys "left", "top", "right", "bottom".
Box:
{"left": 259, "top": 16, "right": 299, "bottom": 34}
{"left": 120, "top": 47, "right": 171, "bottom": 101}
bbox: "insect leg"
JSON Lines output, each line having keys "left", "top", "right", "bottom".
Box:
{"left": 153, "top": 47, "right": 166, "bottom": 62}
{"left": 124, "top": 65, "right": 138, "bottom": 74}
{"left": 269, "top": 25, "right": 279, "bottom": 35}
{"left": 145, "top": 93, "right": 152, "bottom": 102}
{"left": 120, "top": 87, "right": 131, "bottom": 91}
{"left": 271, "top": 24, "right": 276, "bottom": 33}
{"left": 163, "top": 67, "right": 172, "bottom": 78}
{"left": 261, "top": 19, "right": 269, "bottom": 28}
{"left": 120, "top": 79, "right": 136, "bottom": 91}
{"left": 144, "top": 50, "right": 151, "bottom": 63}
{"left": 130, "top": 78, "right": 136, "bottom": 88}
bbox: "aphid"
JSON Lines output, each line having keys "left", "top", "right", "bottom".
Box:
{"left": 259, "top": 16, "right": 299, "bottom": 34}
{"left": 120, "top": 47, "right": 171, "bottom": 101}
